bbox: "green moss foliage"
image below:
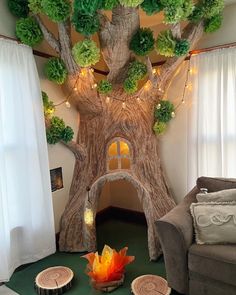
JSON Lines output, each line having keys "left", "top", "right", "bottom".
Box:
{"left": 174, "top": 39, "right": 190, "bottom": 56}
{"left": 119, "top": 0, "right": 144, "bottom": 7}
{"left": 127, "top": 61, "right": 147, "bottom": 81}
{"left": 155, "top": 30, "right": 176, "bottom": 57}
{"left": 154, "top": 100, "right": 175, "bottom": 123}
{"left": 16, "top": 17, "right": 43, "bottom": 47}
{"left": 181, "top": 0, "right": 194, "bottom": 19}
{"left": 202, "top": 0, "right": 224, "bottom": 19}
{"left": 130, "top": 28, "right": 155, "bottom": 56}
{"left": 163, "top": 0, "right": 193, "bottom": 23}
{"left": 74, "top": 0, "right": 100, "bottom": 15}
{"left": 72, "top": 39, "right": 100, "bottom": 67}
{"left": 141, "top": 0, "right": 163, "bottom": 15}
{"left": 123, "top": 78, "right": 138, "bottom": 94}
{"left": 97, "top": 80, "right": 113, "bottom": 94}
{"left": 153, "top": 121, "right": 167, "bottom": 135}
{"left": 7, "top": 0, "right": 29, "bottom": 18}
{"left": 204, "top": 13, "right": 223, "bottom": 33}
{"left": 46, "top": 116, "right": 73, "bottom": 144}
{"left": 44, "top": 58, "right": 68, "bottom": 85}
{"left": 72, "top": 11, "right": 99, "bottom": 36}
{"left": 160, "top": 0, "right": 183, "bottom": 6}
{"left": 100, "top": 0, "right": 119, "bottom": 10}
{"left": 41, "top": 0, "right": 71, "bottom": 22}
{"left": 61, "top": 126, "right": 74, "bottom": 142}
{"left": 188, "top": 4, "right": 204, "bottom": 23}
{"left": 28, "top": 0, "right": 44, "bottom": 14}
{"left": 42, "top": 91, "right": 55, "bottom": 116}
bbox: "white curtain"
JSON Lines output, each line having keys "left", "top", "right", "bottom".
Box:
{"left": 0, "top": 39, "right": 56, "bottom": 282}
{"left": 187, "top": 47, "right": 236, "bottom": 190}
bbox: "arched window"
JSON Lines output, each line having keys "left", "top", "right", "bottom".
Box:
{"left": 107, "top": 138, "right": 131, "bottom": 171}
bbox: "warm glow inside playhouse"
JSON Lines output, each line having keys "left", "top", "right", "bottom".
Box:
{"left": 1, "top": 0, "right": 236, "bottom": 295}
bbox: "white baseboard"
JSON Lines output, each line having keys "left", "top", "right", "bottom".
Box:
{"left": 0, "top": 285, "right": 19, "bottom": 295}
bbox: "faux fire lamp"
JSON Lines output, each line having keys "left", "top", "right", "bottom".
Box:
{"left": 82, "top": 245, "right": 135, "bottom": 292}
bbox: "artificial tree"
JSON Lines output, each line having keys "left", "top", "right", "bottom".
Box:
{"left": 8, "top": 0, "right": 224, "bottom": 260}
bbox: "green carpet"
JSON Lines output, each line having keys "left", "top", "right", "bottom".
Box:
{"left": 6, "top": 219, "right": 177, "bottom": 295}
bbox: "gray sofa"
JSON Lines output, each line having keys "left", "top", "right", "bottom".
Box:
{"left": 156, "top": 177, "right": 236, "bottom": 295}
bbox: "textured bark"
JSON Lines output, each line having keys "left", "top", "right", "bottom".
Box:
{"left": 59, "top": 88, "right": 176, "bottom": 260}
{"left": 98, "top": 5, "right": 140, "bottom": 84}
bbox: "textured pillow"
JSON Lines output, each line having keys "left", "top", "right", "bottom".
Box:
{"left": 197, "top": 177, "right": 236, "bottom": 192}
{"left": 197, "top": 189, "right": 236, "bottom": 203}
{"left": 190, "top": 202, "right": 236, "bottom": 245}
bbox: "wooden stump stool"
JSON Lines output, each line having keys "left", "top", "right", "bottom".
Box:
{"left": 131, "top": 275, "right": 171, "bottom": 295}
{"left": 35, "top": 266, "right": 74, "bottom": 295}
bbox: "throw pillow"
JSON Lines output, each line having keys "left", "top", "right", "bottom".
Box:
{"left": 197, "top": 188, "right": 236, "bottom": 203}
{"left": 197, "top": 177, "right": 236, "bottom": 192}
{"left": 190, "top": 202, "right": 236, "bottom": 245}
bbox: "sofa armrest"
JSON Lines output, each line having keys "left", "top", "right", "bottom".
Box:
{"left": 156, "top": 187, "right": 198, "bottom": 295}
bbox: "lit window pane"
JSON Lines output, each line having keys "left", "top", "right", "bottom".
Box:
{"left": 108, "top": 142, "right": 117, "bottom": 157}
{"left": 120, "top": 141, "right": 129, "bottom": 156}
{"left": 121, "top": 158, "right": 130, "bottom": 169}
{"left": 109, "top": 158, "right": 118, "bottom": 170}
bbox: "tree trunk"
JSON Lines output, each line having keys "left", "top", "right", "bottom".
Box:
{"left": 59, "top": 87, "right": 176, "bottom": 260}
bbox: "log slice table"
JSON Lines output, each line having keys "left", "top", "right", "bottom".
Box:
{"left": 131, "top": 275, "right": 171, "bottom": 295}
{"left": 35, "top": 266, "right": 74, "bottom": 295}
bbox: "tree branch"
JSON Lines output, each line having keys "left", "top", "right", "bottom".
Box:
{"left": 171, "top": 23, "right": 181, "bottom": 39}
{"left": 158, "top": 21, "right": 204, "bottom": 90}
{"left": 58, "top": 22, "right": 79, "bottom": 75}
{"left": 61, "top": 140, "right": 87, "bottom": 161}
{"left": 33, "top": 15, "right": 60, "bottom": 54}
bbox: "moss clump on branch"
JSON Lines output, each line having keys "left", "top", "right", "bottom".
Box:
{"left": 46, "top": 116, "right": 74, "bottom": 144}
{"left": 127, "top": 61, "right": 147, "bottom": 81}
{"left": 153, "top": 121, "right": 167, "bottom": 135}
{"left": 141, "top": 0, "right": 163, "bottom": 15}
{"left": 97, "top": 80, "right": 113, "bottom": 94}
{"left": 163, "top": 0, "right": 193, "bottom": 24}
{"left": 202, "top": 0, "right": 224, "bottom": 19}
{"left": 28, "top": 0, "right": 44, "bottom": 14}
{"left": 72, "top": 12, "right": 100, "bottom": 36}
{"left": 42, "top": 91, "right": 55, "bottom": 116}
{"left": 160, "top": 0, "right": 183, "bottom": 6}
{"left": 72, "top": 39, "right": 100, "bottom": 67}
{"left": 41, "top": 0, "right": 71, "bottom": 22}
{"left": 155, "top": 30, "right": 176, "bottom": 57}
{"left": 188, "top": 4, "right": 204, "bottom": 23}
{"left": 74, "top": 0, "right": 100, "bottom": 15}
{"left": 8, "top": 0, "right": 29, "bottom": 18}
{"left": 174, "top": 39, "right": 190, "bottom": 56}
{"left": 130, "top": 28, "right": 155, "bottom": 56}
{"left": 100, "top": 0, "right": 119, "bottom": 10}
{"left": 119, "top": 0, "right": 144, "bottom": 7}
{"left": 44, "top": 58, "right": 68, "bottom": 85}
{"left": 154, "top": 100, "right": 175, "bottom": 123}
{"left": 16, "top": 17, "right": 43, "bottom": 47}
{"left": 204, "top": 13, "right": 223, "bottom": 33}
{"left": 123, "top": 78, "right": 138, "bottom": 94}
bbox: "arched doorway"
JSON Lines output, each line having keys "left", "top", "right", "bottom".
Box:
{"left": 82, "top": 171, "right": 159, "bottom": 259}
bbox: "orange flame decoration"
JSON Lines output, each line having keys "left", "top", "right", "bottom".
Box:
{"left": 82, "top": 245, "right": 135, "bottom": 283}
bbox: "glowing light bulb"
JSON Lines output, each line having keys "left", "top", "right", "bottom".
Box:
{"left": 171, "top": 111, "right": 176, "bottom": 118}
{"left": 65, "top": 101, "right": 71, "bottom": 108}
{"left": 144, "top": 81, "right": 150, "bottom": 90}
{"left": 92, "top": 83, "right": 97, "bottom": 89}
{"left": 156, "top": 103, "right": 161, "bottom": 110}
{"left": 122, "top": 102, "right": 126, "bottom": 109}
{"left": 84, "top": 208, "right": 93, "bottom": 226}
{"left": 90, "top": 68, "right": 94, "bottom": 73}
{"left": 137, "top": 97, "right": 141, "bottom": 103}
{"left": 182, "top": 99, "right": 185, "bottom": 104}
{"left": 80, "top": 68, "right": 87, "bottom": 77}
{"left": 106, "top": 96, "right": 110, "bottom": 103}
{"left": 152, "top": 68, "right": 157, "bottom": 74}
{"left": 74, "top": 87, "right": 78, "bottom": 91}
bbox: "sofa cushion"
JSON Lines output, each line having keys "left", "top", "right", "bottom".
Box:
{"left": 197, "top": 177, "right": 236, "bottom": 193}
{"left": 188, "top": 243, "right": 236, "bottom": 286}
{"left": 196, "top": 189, "right": 236, "bottom": 203}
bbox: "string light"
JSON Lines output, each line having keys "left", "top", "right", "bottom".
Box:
{"left": 136, "top": 97, "right": 141, "bottom": 103}
{"left": 171, "top": 111, "right": 176, "bottom": 118}
{"left": 80, "top": 68, "right": 87, "bottom": 77}
{"left": 65, "top": 101, "right": 71, "bottom": 108}
{"left": 122, "top": 102, "right": 126, "bottom": 109}
{"left": 152, "top": 68, "right": 157, "bottom": 74}
{"left": 92, "top": 83, "right": 97, "bottom": 89}
{"left": 106, "top": 96, "right": 110, "bottom": 103}
{"left": 157, "top": 103, "right": 161, "bottom": 110}
{"left": 74, "top": 87, "right": 77, "bottom": 91}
